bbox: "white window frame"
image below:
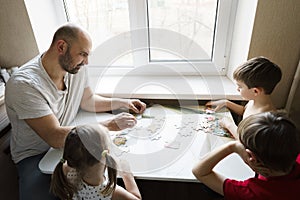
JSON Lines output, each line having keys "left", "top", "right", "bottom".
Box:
{"left": 129, "top": 0, "right": 236, "bottom": 74}
{"left": 85, "top": 0, "right": 237, "bottom": 76}
{"left": 26, "top": 0, "right": 238, "bottom": 76}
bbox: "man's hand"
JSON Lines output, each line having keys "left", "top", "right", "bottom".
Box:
{"left": 120, "top": 99, "right": 146, "bottom": 114}
{"left": 101, "top": 112, "right": 137, "bottom": 131}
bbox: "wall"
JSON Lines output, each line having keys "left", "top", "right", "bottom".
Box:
{"left": 248, "top": 0, "right": 300, "bottom": 109}
{"left": 286, "top": 60, "right": 300, "bottom": 129}
{"left": 0, "top": 0, "right": 39, "bottom": 68}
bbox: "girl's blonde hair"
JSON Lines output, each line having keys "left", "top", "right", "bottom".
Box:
{"left": 50, "top": 124, "right": 117, "bottom": 200}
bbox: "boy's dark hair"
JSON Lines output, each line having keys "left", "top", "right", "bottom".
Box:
{"left": 233, "top": 57, "right": 282, "bottom": 94}
{"left": 238, "top": 112, "right": 300, "bottom": 173}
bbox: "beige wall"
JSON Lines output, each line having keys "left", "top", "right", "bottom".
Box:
{"left": 248, "top": 0, "right": 300, "bottom": 109}
{"left": 286, "top": 61, "right": 300, "bottom": 129}
{"left": 0, "top": 0, "right": 39, "bottom": 68}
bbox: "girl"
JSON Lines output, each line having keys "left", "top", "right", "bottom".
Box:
{"left": 50, "top": 124, "right": 141, "bottom": 200}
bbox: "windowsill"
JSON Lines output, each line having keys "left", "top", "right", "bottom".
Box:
{"left": 89, "top": 74, "right": 242, "bottom": 100}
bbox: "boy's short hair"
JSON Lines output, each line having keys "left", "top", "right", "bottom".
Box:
{"left": 238, "top": 112, "right": 300, "bottom": 173}
{"left": 233, "top": 57, "right": 282, "bottom": 94}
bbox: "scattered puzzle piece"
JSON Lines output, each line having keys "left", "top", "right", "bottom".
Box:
{"left": 205, "top": 109, "right": 215, "bottom": 114}
{"left": 150, "top": 134, "right": 162, "bottom": 141}
{"left": 113, "top": 136, "right": 127, "bottom": 146}
{"left": 113, "top": 145, "right": 130, "bottom": 156}
{"left": 164, "top": 140, "right": 181, "bottom": 149}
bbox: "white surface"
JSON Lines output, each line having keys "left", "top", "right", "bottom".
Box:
{"left": 226, "top": 0, "right": 258, "bottom": 80}
{"left": 39, "top": 105, "right": 254, "bottom": 181}
{"left": 24, "top": 0, "right": 66, "bottom": 52}
{"left": 88, "top": 74, "right": 242, "bottom": 100}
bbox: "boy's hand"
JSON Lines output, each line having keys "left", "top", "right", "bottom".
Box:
{"left": 206, "top": 99, "right": 228, "bottom": 112}
{"left": 219, "top": 117, "right": 234, "bottom": 130}
{"left": 219, "top": 117, "right": 238, "bottom": 139}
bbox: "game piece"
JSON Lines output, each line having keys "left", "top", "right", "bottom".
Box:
{"left": 205, "top": 108, "right": 215, "bottom": 114}
{"left": 164, "top": 140, "right": 181, "bottom": 149}
{"left": 113, "top": 136, "right": 127, "bottom": 146}
{"left": 113, "top": 146, "right": 130, "bottom": 157}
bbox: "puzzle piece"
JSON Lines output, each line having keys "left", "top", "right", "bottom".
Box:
{"left": 195, "top": 114, "right": 231, "bottom": 138}
{"left": 150, "top": 134, "right": 162, "bottom": 140}
{"left": 113, "top": 145, "right": 130, "bottom": 157}
{"left": 164, "top": 140, "right": 181, "bottom": 149}
{"left": 113, "top": 136, "right": 127, "bottom": 146}
{"left": 205, "top": 109, "right": 215, "bottom": 114}
{"left": 178, "top": 126, "right": 194, "bottom": 137}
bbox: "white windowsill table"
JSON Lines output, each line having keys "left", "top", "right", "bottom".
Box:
{"left": 39, "top": 104, "right": 254, "bottom": 182}
{"left": 89, "top": 75, "right": 241, "bottom": 100}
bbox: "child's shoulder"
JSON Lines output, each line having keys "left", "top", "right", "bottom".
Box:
{"left": 243, "top": 100, "right": 276, "bottom": 118}
{"left": 243, "top": 101, "right": 255, "bottom": 118}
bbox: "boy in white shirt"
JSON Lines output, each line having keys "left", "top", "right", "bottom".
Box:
{"left": 206, "top": 56, "right": 282, "bottom": 139}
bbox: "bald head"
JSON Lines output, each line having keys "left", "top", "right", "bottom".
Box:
{"left": 51, "top": 24, "right": 91, "bottom": 47}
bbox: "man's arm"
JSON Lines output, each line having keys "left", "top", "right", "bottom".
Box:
{"left": 25, "top": 114, "right": 74, "bottom": 148}
{"left": 80, "top": 87, "right": 146, "bottom": 113}
{"left": 192, "top": 141, "right": 246, "bottom": 195}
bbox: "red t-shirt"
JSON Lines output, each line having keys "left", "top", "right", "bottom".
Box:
{"left": 224, "top": 154, "right": 300, "bottom": 200}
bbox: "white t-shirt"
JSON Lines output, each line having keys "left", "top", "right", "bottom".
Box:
{"left": 67, "top": 169, "right": 112, "bottom": 200}
{"left": 5, "top": 55, "right": 88, "bottom": 163}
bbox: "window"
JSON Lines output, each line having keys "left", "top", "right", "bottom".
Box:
{"left": 63, "top": 0, "right": 236, "bottom": 75}
{"left": 148, "top": 0, "right": 217, "bottom": 62}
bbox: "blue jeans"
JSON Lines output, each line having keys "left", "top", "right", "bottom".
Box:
{"left": 16, "top": 153, "right": 59, "bottom": 200}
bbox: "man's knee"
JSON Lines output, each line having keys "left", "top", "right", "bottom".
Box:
{"left": 17, "top": 154, "right": 58, "bottom": 200}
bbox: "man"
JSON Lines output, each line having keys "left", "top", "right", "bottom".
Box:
{"left": 5, "top": 24, "right": 146, "bottom": 200}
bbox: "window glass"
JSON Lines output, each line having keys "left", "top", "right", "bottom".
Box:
{"left": 63, "top": 0, "right": 234, "bottom": 74}
{"left": 147, "top": 0, "right": 218, "bottom": 62}
{"left": 65, "top": 0, "right": 133, "bottom": 65}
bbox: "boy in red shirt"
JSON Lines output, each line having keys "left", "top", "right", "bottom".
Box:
{"left": 192, "top": 112, "right": 300, "bottom": 200}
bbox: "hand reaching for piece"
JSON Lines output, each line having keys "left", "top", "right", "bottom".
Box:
{"left": 219, "top": 117, "right": 234, "bottom": 130}
{"left": 219, "top": 116, "right": 238, "bottom": 139}
{"left": 118, "top": 99, "right": 147, "bottom": 114}
{"left": 101, "top": 112, "right": 137, "bottom": 131}
{"left": 129, "top": 99, "right": 146, "bottom": 114}
{"left": 205, "top": 99, "right": 227, "bottom": 112}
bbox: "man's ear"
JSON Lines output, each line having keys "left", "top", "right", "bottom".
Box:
{"left": 57, "top": 40, "right": 68, "bottom": 54}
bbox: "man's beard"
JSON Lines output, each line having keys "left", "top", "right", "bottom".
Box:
{"left": 59, "top": 47, "right": 83, "bottom": 74}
